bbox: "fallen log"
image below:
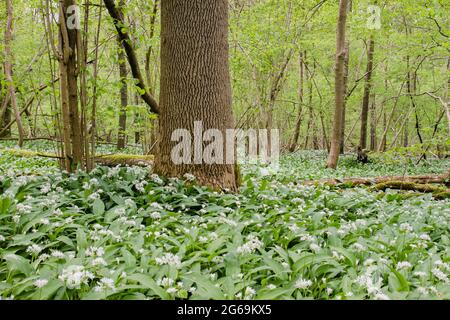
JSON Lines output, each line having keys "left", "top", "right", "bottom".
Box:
{"left": 94, "top": 154, "right": 153, "bottom": 167}
{"left": 301, "top": 173, "right": 450, "bottom": 187}
{"left": 0, "top": 148, "right": 153, "bottom": 167}
{"left": 371, "top": 181, "right": 450, "bottom": 200}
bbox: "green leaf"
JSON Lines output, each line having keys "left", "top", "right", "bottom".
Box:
{"left": 3, "top": 253, "right": 33, "bottom": 276}
{"left": 127, "top": 274, "right": 170, "bottom": 299}
{"left": 93, "top": 199, "right": 105, "bottom": 216}
{"left": 182, "top": 273, "right": 225, "bottom": 300}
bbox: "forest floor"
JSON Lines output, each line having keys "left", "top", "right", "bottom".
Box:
{"left": 0, "top": 140, "right": 449, "bottom": 300}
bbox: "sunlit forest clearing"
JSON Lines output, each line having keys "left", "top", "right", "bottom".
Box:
{"left": 0, "top": 0, "right": 449, "bottom": 301}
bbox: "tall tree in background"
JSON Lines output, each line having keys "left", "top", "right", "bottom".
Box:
{"left": 47, "top": 0, "right": 88, "bottom": 171}
{"left": 116, "top": 0, "right": 127, "bottom": 150}
{"left": 326, "top": 0, "right": 349, "bottom": 169}
{"left": 289, "top": 51, "right": 305, "bottom": 152}
{"left": 154, "top": 0, "right": 239, "bottom": 191}
{"left": 3, "top": 0, "right": 24, "bottom": 147}
{"left": 339, "top": 0, "right": 351, "bottom": 154}
{"left": 359, "top": 36, "right": 375, "bottom": 151}
{"left": 0, "top": 64, "right": 12, "bottom": 138}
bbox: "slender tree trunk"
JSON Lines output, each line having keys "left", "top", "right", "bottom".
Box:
{"left": 340, "top": 40, "right": 350, "bottom": 154}
{"left": 359, "top": 36, "right": 375, "bottom": 150}
{"left": 155, "top": 0, "right": 238, "bottom": 191}
{"left": 117, "top": 45, "right": 128, "bottom": 150}
{"left": 90, "top": 3, "right": 103, "bottom": 170}
{"left": 65, "top": 0, "right": 83, "bottom": 166}
{"left": 58, "top": 2, "right": 73, "bottom": 171}
{"left": 145, "top": 0, "right": 159, "bottom": 94}
{"left": 0, "top": 65, "right": 12, "bottom": 137}
{"left": 134, "top": 93, "right": 141, "bottom": 144}
{"left": 340, "top": 0, "right": 351, "bottom": 154}
{"left": 381, "top": 109, "right": 387, "bottom": 151}
{"left": 403, "top": 125, "right": 409, "bottom": 147}
{"left": 4, "top": 0, "right": 24, "bottom": 147}
{"left": 369, "top": 93, "right": 377, "bottom": 150}
{"left": 80, "top": 0, "right": 91, "bottom": 170}
{"left": 289, "top": 51, "right": 305, "bottom": 152}
{"left": 117, "top": 1, "right": 128, "bottom": 150}
{"left": 326, "top": 0, "right": 349, "bottom": 169}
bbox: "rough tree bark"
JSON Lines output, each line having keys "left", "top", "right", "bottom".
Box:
{"left": 326, "top": 0, "right": 349, "bottom": 169}
{"left": 154, "top": 0, "right": 239, "bottom": 191}
{"left": 359, "top": 36, "right": 375, "bottom": 151}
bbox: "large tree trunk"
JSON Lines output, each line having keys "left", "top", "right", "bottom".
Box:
{"left": 326, "top": 0, "right": 349, "bottom": 169}
{"left": 359, "top": 36, "right": 375, "bottom": 150}
{"left": 3, "top": 0, "right": 25, "bottom": 147}
{"left": 154, "top": 0, "right": 238, "bottom": 191}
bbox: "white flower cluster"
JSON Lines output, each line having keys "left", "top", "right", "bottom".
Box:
{"left": 85, "top": 246, "right": 105, "bottom": 257}
{"left": 94, "top": 277, "right": 116, "bottom": 292}
{"left": 59, "top": 265, "right": 94, "bottom": 289}
{"left": 16, "top": 203, "right": 32, "bottom": 214}
{"left": 51, "top": 250, "right": 65, "bottom": 259}
{"left": 156, "top": 277, "right": 174, "bottom": 287}
{"left": 92, "top": 257, "right": 107, "bottom": 267}
{"left": 399, "top": 223, "right": 413, "bottom": 233}
{"left": 294, "top": 278, "right": 313, "bottom": 289}
{"left": 432, "top": 268, "right": 449, "bottom": 283}
{"left": 150, "top": 174, "right": 164, "bottom": 185}
{"left": 218, "top": 217, "right": 238, "bottom": 227}
{"left": 396, "top": 261, "right": 412, "bottom": 270}
{"left": 134, "top": 180, "right": 148, "bottom": 193}
{"left": 40, "top": 183, "right": 52, "bottom": 194}
{"left": 244, "top": 287, "right": 256, "bottom": 300}
{"left": 26, "top": 244, "right": 43, "bottom": 255}
{"left": 236, "top": 236, "right": 263, "bottom": 254}
{"left": 34, "top": 279, "right": 49, "bottom": 288}
{"left": 155, "top": 253, "right": 182, "bottom": 268}
{"left": 354, "top": 272, "right": 389, "bottom": 299}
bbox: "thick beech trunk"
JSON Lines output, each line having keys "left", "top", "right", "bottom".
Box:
{"left": 154, "top": 0, "right": 238, "bottom": 191}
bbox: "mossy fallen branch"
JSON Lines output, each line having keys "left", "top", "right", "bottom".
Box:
{"left": 370, "top": 181, "right": 450, "bottom": 199}
{"left": 302, "top": 173, "right": 450, "bottom": 187}
{"left": 0, "top": 148, "right": 154, "bottom": 167}
{"left": 94, "top": 154, "right": 154, "bottom": 166}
